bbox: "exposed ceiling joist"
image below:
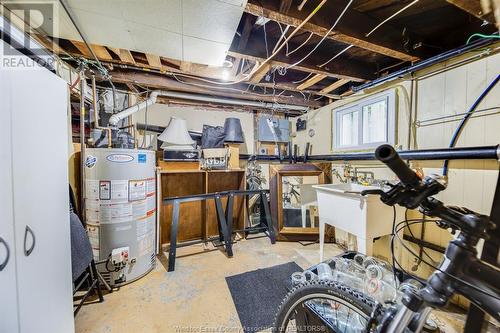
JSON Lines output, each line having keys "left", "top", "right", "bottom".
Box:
{"left": 445, "top": 0, "right": 496, "bottom": 23}
{"left": 145, "top": 53, "right": 162, "bottom": 68}
{"left": 319, "top": 79, "right": 349, "bottom": 94}
{"left": 92, "top": 45, "right": 113, "bottom": 61}
{"left": 227, "top": 50, "right": 366, "bottom": 82}
{"left": 249, "top": 63, "right": 272, "bottom": 84}
{"left": 296, "top": 73, "right": 326, "bottom": 90}
{"left": 108, "top": 47, "right": 135, "bottom": 64}
{"left": 71, "top": 40, "right": 92, "bottom": 58}
{"left": 244, "top": 2, "right": 420, "bottom": 62}
{"left": 238, "top": 15, "right": 257, "bottom": 51}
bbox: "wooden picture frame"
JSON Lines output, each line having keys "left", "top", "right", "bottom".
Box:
{"left": 269, "top": 163, "right": 331, "bottom": 241}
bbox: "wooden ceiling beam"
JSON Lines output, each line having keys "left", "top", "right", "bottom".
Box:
{"left": 445, "top": 0, "right": 496, "bottom": 23}
{"left": 108, "top": 47, "right": 136, "bottom": 64}
{"left": 238, "top": 15, "right": 257, "bottom": 51}
{"left": 319, "top": 78, "right": 349, "bottom": 94}
{"left": 92, "top": 45, "right": 113, "bottom": 61}
{"left": 145, "top": 53, "right": 162, "bottom": 68}
{"left": 244, "top": 2, "right": 419, "bottom": 62}
{"left": 227, "top": 50, "right": 366, "bottom": 82}
{"left": 249, "top": 63, "right": 272, "bottom": 84}
{"left": 296, "top": 73, "right": 327, "bottom": 90}
{"left": 71, "top": 40, "right": 92, "bottom": 58}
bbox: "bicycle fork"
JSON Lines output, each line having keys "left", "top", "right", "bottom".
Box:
{"left": 385, "top": 305, "right": 432, "bottom": 333}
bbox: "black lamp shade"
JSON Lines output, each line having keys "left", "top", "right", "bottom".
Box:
{"left": 224, "top": 118, "right": 244, "bottom": 143}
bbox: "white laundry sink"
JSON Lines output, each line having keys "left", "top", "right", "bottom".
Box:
{"left": 313, "top": 183, "right": 401, "bottom": 257}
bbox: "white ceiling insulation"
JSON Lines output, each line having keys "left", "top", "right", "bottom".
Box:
{"left": 7, "top": 0, "right": 247, "bottom": 66}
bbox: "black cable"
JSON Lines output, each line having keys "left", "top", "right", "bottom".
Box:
{"left": 443, "top": 74, "right": 499, "bottom": 176}
{"left": 393, "top": 220, "right": 500, "bottom": 301}
{"left": 404, "top": 209, "right": 436, "bottom": 266}
{"left": 390, "top": 206, "right": 398, "bottom": 285}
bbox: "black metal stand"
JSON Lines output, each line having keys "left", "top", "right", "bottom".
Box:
{"left": 464, "top": 167, "right": 500, "bottom": 332}
{"left": 164, "top": 189, "right": 275, "bottom": 272}
{"left": 73, "top": 259, "right": 104, "bottom": 316}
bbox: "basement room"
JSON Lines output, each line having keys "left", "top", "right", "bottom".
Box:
{"left": 2, "top": 0, "right": 500, "bottom": 332}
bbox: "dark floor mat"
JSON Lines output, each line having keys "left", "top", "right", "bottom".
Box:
{"left": 225, "top": 261, "right": 302, "bottom": 332}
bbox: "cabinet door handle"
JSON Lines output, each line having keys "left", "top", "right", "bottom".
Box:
{"left": 0, "top": 237, "right": 9, "bottom": 271}
{"left": 24, "top": 225, "right": 35, "bottom": 257}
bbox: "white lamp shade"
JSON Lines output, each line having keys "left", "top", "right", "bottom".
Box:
{"left": 157, "top": 117, "right": 195, "bottom": 145}
{"left": 160, "top": 142, "right": 195, "bottom": 150}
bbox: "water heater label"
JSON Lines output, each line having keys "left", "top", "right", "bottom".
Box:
{"left": 85, "top": 155, "right": 97, "bottom": 168}
{"left": 99, "top": 181, "right": 111, "bottom": 200}
{"left": 138, "top": 153, "right": 147, "bottom": 163}
{"left": 106, "top": 154, "right": 134, "bottom": 163}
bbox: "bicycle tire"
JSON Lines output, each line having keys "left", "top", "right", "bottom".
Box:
{"left": 272, "top": 280, "right": 382, "bottom": 333}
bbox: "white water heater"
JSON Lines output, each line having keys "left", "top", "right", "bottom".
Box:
{"left": 83, "top": 148, "right": 156, "bottom": 286}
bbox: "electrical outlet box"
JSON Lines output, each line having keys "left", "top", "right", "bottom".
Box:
{"left": 111, "top": 247, "right": 129, "bottom": 265}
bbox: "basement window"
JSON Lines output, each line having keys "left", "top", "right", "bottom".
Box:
{"left": 333, "top": 90, "right": 396, "bottom": 150}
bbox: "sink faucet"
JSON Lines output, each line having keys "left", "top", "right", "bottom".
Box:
{"left": 354, "top": 168, "right": 375, "bottom": 185}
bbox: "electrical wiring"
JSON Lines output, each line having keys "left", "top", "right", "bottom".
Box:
{"left": 273, "top": 22, "right": 290, "bottom": 55}
{"left": 286, "top": 0, "right": 355, "bottom": 70}
{"left": 293, "top": 72, "right": 314, "bottom": 84}
{"left": 319, "top": 0, "right": 418, "bottom": 68}
{"left": 465, "top": 33, "right": 500, "bottom": 45}
{"left": 263, "top": 21, "right": 270, "bottom": 58}
{"left": 319, "top": 45, "right": 354, "bottom": 67}
{"left": 392, "top": 219, "right": 500, "bottom": 301}
{"left": 171, "top": 73, "right": 296, "bottom": 99}
{"left": 365, "top": 0, "right": 419, "bottom": 38}
{"left": 286, "top": 32, "right": 314, "bottom": 56}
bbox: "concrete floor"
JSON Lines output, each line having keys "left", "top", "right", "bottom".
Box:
{"left": 75, "top": 237, "right": 490, "bottom": 333}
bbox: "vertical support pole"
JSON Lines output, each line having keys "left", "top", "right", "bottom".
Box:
{"left": 79, "top": 71, "right": 86, "bottom": 223}
{"left": 260, "top": 191, "right": 276, "bottom": 244}
{"left": 168, "top": 200, "right": 180, "bottom": 272}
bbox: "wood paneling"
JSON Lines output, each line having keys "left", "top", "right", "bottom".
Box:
{"left": 160, "top": 171, "right": 206, "bottom": 244}
{"left": 206, "top": 171, "right": 245, "bottom": 237}
{"left": 159, "top": 170, "right": 245, "bottom": 245}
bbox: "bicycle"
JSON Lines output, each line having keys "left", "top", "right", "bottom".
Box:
{"left": 272, "top": 144, "right": 500, "bottom": 332}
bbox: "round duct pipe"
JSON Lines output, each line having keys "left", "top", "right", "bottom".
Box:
{"left": 108, "top": 90, "right": 309, "bottom": 127}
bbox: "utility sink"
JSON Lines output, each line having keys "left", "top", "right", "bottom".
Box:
{"left": 313, "top": 183, "right": 402, "bottom": 257}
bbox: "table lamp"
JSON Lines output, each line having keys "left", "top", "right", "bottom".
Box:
{"left": 224, "top": 118, "right": 244, "bottom": 169}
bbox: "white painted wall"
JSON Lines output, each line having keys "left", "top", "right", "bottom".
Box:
{"left": 133, "top": 104, "right": 255, "bottom": 154}
{"left": 292, "top": 49, "right": 500, "bottom": 300}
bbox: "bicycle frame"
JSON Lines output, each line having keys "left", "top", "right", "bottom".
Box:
{"left": 384, "top": 231, "right": 500, "bottom": 333}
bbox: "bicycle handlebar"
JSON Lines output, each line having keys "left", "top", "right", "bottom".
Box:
{"left": 375, "top": 145, "right": 421, "bottom": 187}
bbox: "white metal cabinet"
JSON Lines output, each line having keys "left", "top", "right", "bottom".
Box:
{"left": 0, "top": 64, "right": 20, "bottom": 333}
{"left": 1, "top": 39, "right": 74, "bottom": 333}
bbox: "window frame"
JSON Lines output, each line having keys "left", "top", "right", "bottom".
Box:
{"left": 333, "top": 89, "right": 396, "bottom": 151}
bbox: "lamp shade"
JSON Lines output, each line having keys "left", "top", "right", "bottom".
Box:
{"left": 158, "top": 117, "right": 195, "bottom": 146}
{"left": 224, "top": 118, "right": 244, "bottom": 143}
